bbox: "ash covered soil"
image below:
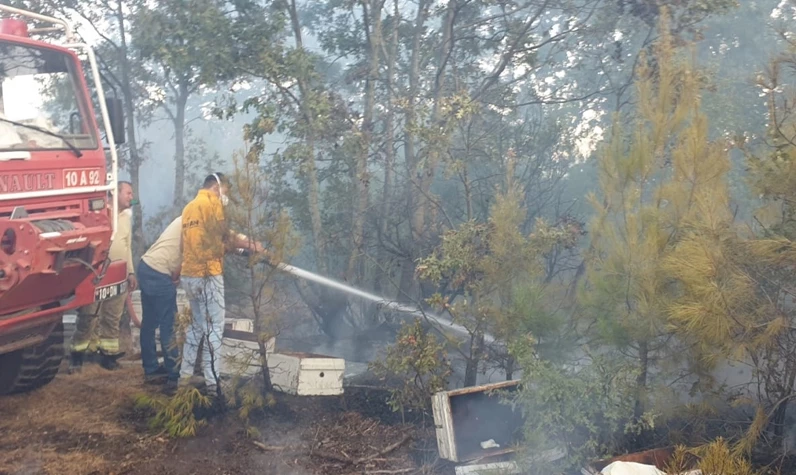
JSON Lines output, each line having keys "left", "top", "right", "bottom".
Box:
{"left": 0, "top": 363, "right": 450, "bottom": 475}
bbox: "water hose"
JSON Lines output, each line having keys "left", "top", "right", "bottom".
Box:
{"left": 235, "top": 248, "right": 494, "bottom": 343}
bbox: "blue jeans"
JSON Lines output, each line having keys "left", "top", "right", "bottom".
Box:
{"left": 138, "top": 260, "right": 179, "bottom": 381}
{"left": 179, "top": 275, "right": 225, "bottom": 386}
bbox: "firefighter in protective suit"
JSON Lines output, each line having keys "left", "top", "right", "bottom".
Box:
{"left": 69, "top": 181, "right": 137, "bottom": 371}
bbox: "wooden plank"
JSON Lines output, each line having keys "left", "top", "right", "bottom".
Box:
{"left": 455, "top": 461, "right": 519, "bottom": 475}
{"left": 443, "top": 380, "right": 520, "bottom": 397}
{"left": 223, "top": 328, "right": 260, "bottom": 342}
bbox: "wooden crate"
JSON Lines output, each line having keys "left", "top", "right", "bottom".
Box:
{"left": 432, "top": 380, "right": 523, "bottom": 463}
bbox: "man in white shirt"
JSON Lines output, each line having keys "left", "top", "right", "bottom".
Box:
{"left": 138, "top": 216, "right": 183, "bottom": 389}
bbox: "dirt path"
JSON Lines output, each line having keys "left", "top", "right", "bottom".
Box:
{"left": 0, "top": 363, "right": 443, "bottom": 475}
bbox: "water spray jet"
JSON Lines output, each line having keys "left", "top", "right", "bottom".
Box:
{"left": 236, "top": 249, "right": 495, "bottom": 344}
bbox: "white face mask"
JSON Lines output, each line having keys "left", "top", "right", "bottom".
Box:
{"left": 213, "top": 173, "right": 229, "bottom": 206}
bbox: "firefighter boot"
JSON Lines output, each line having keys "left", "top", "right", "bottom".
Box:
{"left": 98, "top": 351, "right": 126, "bottom": 371}
{"left": 68, "top": 351, "right": 84, "bottom": 374}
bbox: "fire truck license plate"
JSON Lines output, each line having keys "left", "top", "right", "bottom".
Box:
{"left": 64, "top": 168, "right": 102, "bottom": 188}
{"left": 94, "top": 280, "right": 128, "bottom": 301}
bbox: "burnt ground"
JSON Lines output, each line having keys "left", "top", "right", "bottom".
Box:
{"left": 0, "top": 363, "right": 453, "bottom": 475}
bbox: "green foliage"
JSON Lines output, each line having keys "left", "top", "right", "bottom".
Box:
{"left": 223, "top": 149, "right": 300, "bottom": 306}
{"left": 418, "top": 156, "right": 578, "bottom": 383}
{"left": 420, "top": 208, "right": 570, "bottom": 342}
{"left": 618, "top": 0, "right": 738, "bottom": 30}
{"left": 582, "top": 9, "right": 732, "bottom": 419}
{"left": 133, "top": 388, "right": 211, "bottom": 438}
{"left": 219, "top": 149, "right": 300, "bottom": 415}
{"left": 512, "top": 349, "right": 653, "bottom": 472}
{"left": 663, "top": 228, "right": 776, "bottom": 367}
{"left": 664, "top": 21, "right": 796, "bottom": 452}
{"left": 231, "top": 379, "right": 277, "bottom": 438}
{"left": 369, "top": 319, "right": 452, "bottom": 420}
{"left": 743, "top": 39, "right": 796, "bottom": 240}
{"left": 219, "top": 0, "right": 607, "bottom": 339}
{"left": 131, "top": 0, "right": 238, "bottom": 85}
{"left": 17, "top": 0, "right": 789, "bottom": 463}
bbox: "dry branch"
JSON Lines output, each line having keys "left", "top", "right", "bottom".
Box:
{"left": 311, "top": 448, "right": 354, "bottom": 464}
{"left": 357, "top": 434, "right": 413, "bottom": 464}
{"left": 364, "top": 469, "right": 414, "bottom": 474}
{"left": 252, "top": 441, "right": 289, "bottom": 451}
{"left": 311, "top": 433, "right": 413, "bottom": 466}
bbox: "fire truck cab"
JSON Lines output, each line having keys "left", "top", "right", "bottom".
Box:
{"left": 0, "top": 6, "right": 129, "bottom": 394}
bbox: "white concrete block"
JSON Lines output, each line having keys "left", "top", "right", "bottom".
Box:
{"left": 268, "top": 351, "right": 345, "bottom": 396}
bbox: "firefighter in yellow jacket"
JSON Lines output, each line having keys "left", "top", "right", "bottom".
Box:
{"left": 69, "top": 181, "right": 137, "bottom": 371}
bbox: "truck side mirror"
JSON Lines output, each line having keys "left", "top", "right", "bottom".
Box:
{"left": 105, "top": 97, "right": 125, "bottom": 145}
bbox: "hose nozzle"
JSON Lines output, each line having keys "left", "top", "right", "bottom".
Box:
{"left": 234, "top": 248, "right": 275, "bottom": 267}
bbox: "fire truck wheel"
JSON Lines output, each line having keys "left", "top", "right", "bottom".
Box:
{"left": 0, "top": 319, "right": 65, "bottom": 395}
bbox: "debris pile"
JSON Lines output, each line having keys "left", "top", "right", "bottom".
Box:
{"left": 307, "top": 412, "right": 416, "bottom": 474}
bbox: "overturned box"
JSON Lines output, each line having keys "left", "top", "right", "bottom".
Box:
{"left": 432, "top": 380, "right": 523, "bottom": 463}
{"left": 268, "top": 351, "right": 345, "bottom": 396}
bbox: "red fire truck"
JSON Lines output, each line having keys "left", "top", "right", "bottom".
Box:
{"left": 0, "top": 5, "right": 129, "bottom": 394}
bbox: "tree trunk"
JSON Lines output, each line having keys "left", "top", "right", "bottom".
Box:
{"left": 252, "top": 305, "right": 274, "bottom": 395}
{"left": 462, "top": 167, "right": 473, "bottom": 221}
{"left": 116, "top": 0, "right": 145, "bottom": 260}
{"left": 374, "top": 0, "right": 399, "bottom": 295}
{"left": 772, "top": 399, "right": 790, "bottom": 439}
{"left": 771, "top": 364, "right": 796, "bottom": 441}
{"left": 505, "top": 356, "right": 515, "bottom": 381}
{"left": 258, "top": 341, "right": 273, "bottom": 395}
{"left": 173, "top": 80, "right": 189, "bottom": 206}
{"left": 398, "top": 0, "right": 428, "bottom": 302}
{"left": 115, "top": 0, "right": 144, "bottom": 343}
{"left": 634, "top": 340, "right": 649, "bottom": 419}
{"left": 346, "top": 0, "right": 382, "bottom": 284}
{"left": 464, "top": 331, "right": 484, "bottom": 387}
{"left": 288, "top": 0, "right": 328, "bottom": 277}
{"left": 285, "top": 0, "right": 351, "bottom": 338}
{"left": 409, "top": 0, "right": 456, "bottom": 288}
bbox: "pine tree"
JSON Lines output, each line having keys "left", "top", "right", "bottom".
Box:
{"left": 583, "top": 9, "right": 732, "bottom": 421}
{"left": 417, "top": 152, "right": 576, "bottom": 386}
{"left": 666, "top": 29, "right": 796, "bottom": 451}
